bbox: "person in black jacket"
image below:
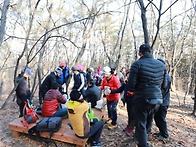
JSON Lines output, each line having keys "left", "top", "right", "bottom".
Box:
{"left": 39, "top": 67, "right": 64, "bottom": 104}
{"left": 83, "top": 79, "right": 101, "bottom": 108}
{"left": 109, "top": 71, "right": 135, "bottom": 136}
{"left": 86, "top": 68, "right": 94, "bottom": 85}
{"left": 15, "top": 67, "right": 33, "bottom": 117}
{"left": 127, "top": 44, "right": 167, "bottom": 147}
{"left": 154, "top": 59, "right": 171, "bottom": 140}
{"left": 71, "top": 65, "right": 85, "bottom": 95}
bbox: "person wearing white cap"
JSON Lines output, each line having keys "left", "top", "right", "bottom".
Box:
{"left": 15, "top": 67, "right": 33, "bottom": 117}
{"left": 100, "top": 66, "right": 120, "bottom": 130}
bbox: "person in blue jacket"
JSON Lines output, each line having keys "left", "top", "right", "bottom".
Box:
{"left": 58, "top": 62, "right": 71, "bottom": 94}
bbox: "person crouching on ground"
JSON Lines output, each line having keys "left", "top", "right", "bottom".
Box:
{"left": 67, "top": 90, "right": 104, "bottom": 147}
{"left": 83, "top": 79, "right": 101, "bottom": 108}
{"left": 42, "top": 83, "right": 67, "bottom": 117}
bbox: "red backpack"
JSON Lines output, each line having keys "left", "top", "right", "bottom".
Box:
{"left": 21, "top": 100, "right": 38, "bottom": 127}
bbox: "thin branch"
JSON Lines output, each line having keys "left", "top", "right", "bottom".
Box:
{"left": 161, "top": 0, "right": 179, "bottom": 15}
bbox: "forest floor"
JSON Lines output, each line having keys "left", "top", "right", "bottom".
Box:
{"left": 0, "top": 92, "right": 195, "bottom": 147}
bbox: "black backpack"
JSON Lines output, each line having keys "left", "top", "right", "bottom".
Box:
{"left": 28, "top": 117, "right": 62, "bottom": 147}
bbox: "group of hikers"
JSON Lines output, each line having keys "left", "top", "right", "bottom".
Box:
{"left": 15, "top": 43, "right": 171, "bottom": 147}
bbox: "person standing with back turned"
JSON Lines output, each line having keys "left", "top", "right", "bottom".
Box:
{"left": 15, "top": 67, "right": 33, "bottom": 117}
{"left": 154, "top": 59, "right": 171, "bottom": 140}
{"left": 127, "top": 44, "right": 167, "bottom": 147}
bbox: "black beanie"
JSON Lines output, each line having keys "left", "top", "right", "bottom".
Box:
{"left": 51, "top": 83, "right": 59, "bottom": 89}
{"left": 139, "top": 44, "right": 152, "bottom": 54}
{"left": 70, "top": 90, "right": 82, "bottom": 101}
{"left": 89, "top": 79, "right": 96, "bottom": 85}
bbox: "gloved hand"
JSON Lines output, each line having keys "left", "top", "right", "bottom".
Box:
{"left": 104, "top": 89, "right": 111, "bottom": 95}
{"left": 127, "top": 91, "right": 134, "bottom": 97}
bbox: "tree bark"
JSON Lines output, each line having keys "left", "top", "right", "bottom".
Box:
{"left": 192, "top": 61, "right": 196, "bottom": 116}
{"left": 138, "top": 0, "right": 149, "bottom": 44}
{"left": 0, "top": 0, "right": 41, "bottom": 110}
{"left": 0, "top": 0, "right": 10, "bottom": 45}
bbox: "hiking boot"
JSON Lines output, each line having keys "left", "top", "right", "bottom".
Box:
{"left": 126, "top": 128, "right": 134, "bottom": 136}
{"left": 157, "top": 135, "right": 169, "bottom": 141}
{"left": 108, "top": 124, "right": 117, "bottom": 130}
{"left": 123, "top": 125, "right": 130, "bottom": 132}
{"left": 105, "top": 118, "right": 112, "bottom": 124}
{"left": 91, "top": 141, "right": 104, "bottom": 147}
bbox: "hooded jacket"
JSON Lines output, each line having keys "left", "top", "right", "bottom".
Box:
{"left": 67, "top": 100, "right": 90, "bottom": 137}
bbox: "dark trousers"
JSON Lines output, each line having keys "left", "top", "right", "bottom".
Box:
{"left": 127, "top": 101, "right": 135, "bottom": 129}
{"left": 80, "top": 121, "right": 104, "bottom": 143}
{"left": 134, "top": 99, "right": 157, "bottom": 147}
{"left": 17, "top": 101, "right": 25, "bottom": 117}
{"left": 107, "top": 100, "right": 118, "bottom": 125}
{"left": 16, "top": 96, "right": 26, "bottom": 117}
{"left": 154, "top": 105, "right": 169, "bottom": 138}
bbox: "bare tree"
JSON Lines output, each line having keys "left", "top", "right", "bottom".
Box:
{"left": 0, "top": 0, "right": 41, "bottom": 109}
{"left": 192, "top": 61, "right": 196, "bottom": 117}
{"left": 137, "top": 0, "right": 149, "bottom": 44}
{"left": 137, "top": 0, "right": 179, "bottom": 48}
{"left": 0, "top": 0, "right": 10, "bottom": 45}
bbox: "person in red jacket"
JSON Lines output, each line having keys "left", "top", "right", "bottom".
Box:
{"left": 100, "top": 66, "right": 120, "bottom": 130}
{"left": 42, "top": 83, "right": 67, "bottom": 117}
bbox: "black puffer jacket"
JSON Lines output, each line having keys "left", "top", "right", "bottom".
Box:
{"left": 40, "top": 72, "right": 62, "bottom": 96}
{"left": 127, "top": 54, "right": 167, "bottom": 100}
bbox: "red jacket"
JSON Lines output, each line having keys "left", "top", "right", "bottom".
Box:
{"left": 100, "top": 75, "right": 120, "bottom": 101}
{"left": 42, "top": 89, "right": 66, "bottom": 117}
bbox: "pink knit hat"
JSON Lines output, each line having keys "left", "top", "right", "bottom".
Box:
{"left": 77, "top": 64, "right": 83, "bottom": 71}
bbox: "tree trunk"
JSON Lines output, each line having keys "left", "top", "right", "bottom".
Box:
{"left": 0, "top": 81, "right": 3, "bottom": 100}
{"left": 0, "top": 0, "right": 41, "bottom": 110}
{"left": 115, "top": 0, "right": 131, "bottom": 68}
{"left": 192, "top": 61, "right": 196, "bottom": 116}
{"left": 170, "top": 67, "right": 177, "bottom": 92}
{"left": 138, "top": 0, "right": 149, "bottom": 44}
{"left": 0, "top": 0, "right": 10, "bottom": 45}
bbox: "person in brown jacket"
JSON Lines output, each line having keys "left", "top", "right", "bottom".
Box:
{"left": 15, "top": 67, "right": 33, "bottom": 117}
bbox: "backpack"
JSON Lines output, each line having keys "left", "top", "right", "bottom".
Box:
{"left": 22, "top": 100, "right": 38, "bottom": 127}
{"left": 28, "top": 117, "right": 62, "bottom": 147}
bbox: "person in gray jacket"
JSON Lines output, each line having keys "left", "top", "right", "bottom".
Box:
{"left": 127, "top": 44, "right": 167, "bottom": 147}
{"left": 83, "top": 79, "right": 101, "bottom": 108}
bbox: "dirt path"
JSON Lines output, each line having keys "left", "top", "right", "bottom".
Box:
{"left": 0, "top": 92, "right": 195, "bottom": 147}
